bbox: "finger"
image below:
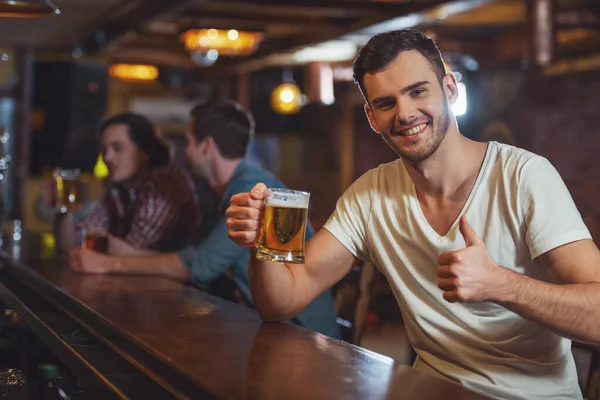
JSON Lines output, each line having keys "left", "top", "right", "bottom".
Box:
{"left": 228, "top": 231, "right": 258, "bottom": 246}
{"left": 229, "top": 192, "right": 248, "bottom": 206}
{"left": 443, "top": 290, "right": 460, "bottom": 303}
{"left": 436, "top": 265, "right": 455, "bottom": 278}
{"left": 226, "top": 205, "right": 263, "bottom": 220}
{"left": 438, "top": 250, "right": 463, "bottom": 266}
{"left": 229, "top": 194, "right": 265, "bottom": 210}
{"left": 459, "top": 216, "right": 482, "bottom": 247}
{"left": 437, "top": 251, "right": 452, "bottom": 265}
{"left": 250, "top": 183, "right": 268, "bottom": 201}
{"left": 437, "top": 278, "right": 456, "bottom": 291}
{"left": 226, "top": 218, "right": 261, "bottom": 232}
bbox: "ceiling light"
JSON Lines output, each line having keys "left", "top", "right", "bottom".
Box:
{"left": 181, "top": 29, "right": 263, "bottom": 57}
{"left": 0, "top": 0, "right": 59, "bottom": 18}
{"left": 109, "top": 64, "right": 159, "bottom": 82}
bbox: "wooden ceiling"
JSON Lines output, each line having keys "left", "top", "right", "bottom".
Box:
{"left": 96, "top": 0, "right": 464, "bottom": 71}
{"left": 1, "top": 0, "right": 598, "bottom": 75}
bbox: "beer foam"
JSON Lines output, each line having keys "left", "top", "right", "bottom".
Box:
{"left": 267, "top": 189, "right": 309, "bottom": 208}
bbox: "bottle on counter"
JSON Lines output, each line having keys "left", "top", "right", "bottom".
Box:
{"left": 31, "top": 364, "right": 68, "bottom": 400}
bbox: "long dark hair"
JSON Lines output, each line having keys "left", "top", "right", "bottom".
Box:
{"left": 99, "top": 113, "right": 169, "bottom": 167}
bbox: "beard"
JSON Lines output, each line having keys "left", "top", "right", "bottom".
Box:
{"left": 383, "top": 98, "right": 451, "bottom": 164}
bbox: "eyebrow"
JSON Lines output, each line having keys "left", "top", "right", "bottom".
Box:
{"left": 371, "top": 80, "right": 431, "bottom": 107}
{"left": 104, "top": 140, "right": 122, "bottom": 147}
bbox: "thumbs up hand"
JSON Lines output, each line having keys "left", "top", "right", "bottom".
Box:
{"left": 437, "top": 216, "right": 507, "bottom": 303}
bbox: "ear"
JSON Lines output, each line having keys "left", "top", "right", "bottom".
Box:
{"left": 442, "top": 72, "right": 459, "bottom": 106}
{"left": 201, "top": 136, "right": 217, "bottom": 155}
{"left": 364, "top": 104, "right": 381, "bottom": 134}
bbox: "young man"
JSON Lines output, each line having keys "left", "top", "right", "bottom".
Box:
{"left": 225, "top": 29, "right": 600, "bottom": 399}
{"left": 67, "top": 100, "right": 340, "bottom": 339}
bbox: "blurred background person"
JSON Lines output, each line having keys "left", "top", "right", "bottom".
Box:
{"left": 43, "top": 113, "right": 202, "bottom": 253}
{"left": 67, "top": 100, "right": 341, "bottom": 339}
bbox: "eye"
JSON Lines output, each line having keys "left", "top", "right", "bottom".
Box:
{"left": 376, "top": 101, "right": 395, "bottom": 111}
{"left": 411, "top": 88, "right": 426, "bottom": 97}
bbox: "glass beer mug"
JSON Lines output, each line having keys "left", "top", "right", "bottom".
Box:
{"left": 53, "top": 169, "right": 83, "bottom": 214}
{"left": 82, "top": 228, "right": 108, "bottom": 253}
{"left": 256, "top": 188, "right": 310, "bottom": 264}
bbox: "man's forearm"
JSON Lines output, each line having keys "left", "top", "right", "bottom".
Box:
{"left": 248, "top": 249, "right": 304, "bottom": 321}
{"left": 110, "top": 253, "right": 192, "bottom": 283}
{"left": 108, "top": 236, "right": 157, "bottom": 257}
{"left": 495, "top": 268, "right": 600, "bottom": 346}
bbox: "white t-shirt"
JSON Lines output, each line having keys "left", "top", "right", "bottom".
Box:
{"left": 324, "top": 141, "right": 591, "bottom": 400}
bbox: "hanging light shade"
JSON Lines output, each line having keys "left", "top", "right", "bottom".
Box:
{"left": 181, "top": 29, "right": 263, "bottom": 56}
{"left": 93, "top": 154, "right": 109, "bottom": 179}
{"left": 270, "top": 82, "right": 303, "bottom": 115}
{"left": 0, "top": 0, "right": 60, "bottom": 18}
{"left": 108, "top": 64, "right": 159, "bottom": 82}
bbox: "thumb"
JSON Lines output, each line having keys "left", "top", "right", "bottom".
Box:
{"left": 459, "top": 216, "right": 481, "bottom": 247}
{"left": 250, "top": 183, "right": 268, "bottom": 201}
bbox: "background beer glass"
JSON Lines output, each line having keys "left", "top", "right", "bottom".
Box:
{"left": 257, "top": 188, "right": 309, "bottom": 263}
{"left": 82, "top": 228, "right": 108, "bottom": 253}
{"left": 53, "top": 169, "right": 83, "bottom": 214}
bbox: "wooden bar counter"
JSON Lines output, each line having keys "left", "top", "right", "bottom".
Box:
{"left": 0, "top": 234, "right": 490, "bottom": 399}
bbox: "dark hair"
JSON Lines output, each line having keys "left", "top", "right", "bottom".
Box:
{"left": 99, "top": 113, "right": 169, "bottom": 167}
{"left": 353, "top": 29, "right": 446, "bottom": 101}
{"left": 189, "top": 99, "right": 254, "bottom": 159}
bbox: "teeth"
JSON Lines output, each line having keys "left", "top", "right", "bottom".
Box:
{"left": 401, "top": 123, "right": 427, "bottom": 136}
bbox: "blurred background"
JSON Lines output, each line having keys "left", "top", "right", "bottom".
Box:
{"left": 0, "top": 0, "right": 598, "bottom": 380}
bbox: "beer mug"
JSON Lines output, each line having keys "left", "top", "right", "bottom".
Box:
{"left": 53, "top": 169, "right": 83, "bottom": 214}
{"left": 256, "top": 188, "right": 309, "bottom": 264}
{"left": 82, "top": 228, "right": 108, "bottom": 253}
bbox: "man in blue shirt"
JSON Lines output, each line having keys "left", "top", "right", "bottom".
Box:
{"left": 68, "top": 99, "right": 340, "bottom": 338}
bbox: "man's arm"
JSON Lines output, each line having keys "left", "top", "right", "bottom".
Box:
{"left": 437, "top": 217, "right": 600, "bottom": 347}
{"left": 68, "top": 248, "right": 192, "bottom": 282}
{"left": 496, "top": 239, "right": 600, "bottom": 346}
{"left": 227, "top": 183, "right": 358, "bottom": 322}
{"left": 248, "top": 229, "right": 357, "bottom": 321}
{"left": 108, "top": 235, "right": 157, "bottom": 256}
{"left": 69, "top": 216, "right": 249, "bottom": 286}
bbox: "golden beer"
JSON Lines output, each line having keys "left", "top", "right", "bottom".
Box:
{"left": 54, "top": 169, "right": 83, "bottom": 214}
{"left": 257, "top": 189, "right": 310, "bottom": 263}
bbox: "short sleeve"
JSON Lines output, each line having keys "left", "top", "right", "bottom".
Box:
{"left": 323, "top": 170, "right": 373, "bottom": 262}
{"left": 519, "top": 157, "right": 592, "bottom": 259}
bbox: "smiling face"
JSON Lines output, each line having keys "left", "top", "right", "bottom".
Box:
{"left": 363, "top": 50, "right": 457, "bottom": 164}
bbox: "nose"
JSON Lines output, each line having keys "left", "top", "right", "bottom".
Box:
{"left": 395, "top": 97, "right": 418, "bottom": 126}
{"left": 102, "top": 149, "right": 114, "bottom": 164}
